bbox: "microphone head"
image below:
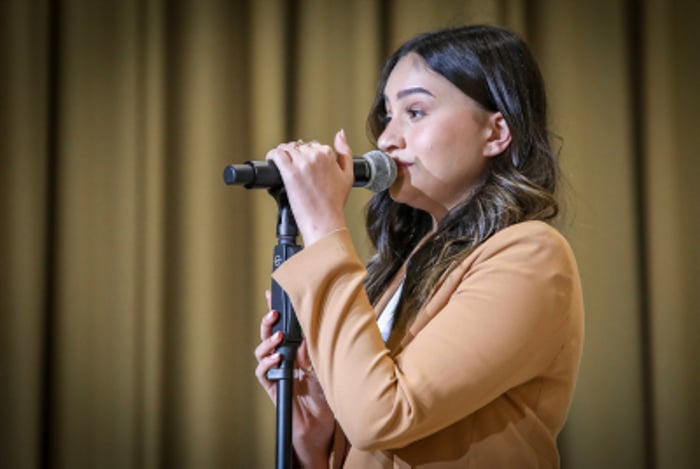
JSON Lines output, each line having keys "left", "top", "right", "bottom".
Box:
{"left": 363, "top": 150, "right": 397, "bottom": 192}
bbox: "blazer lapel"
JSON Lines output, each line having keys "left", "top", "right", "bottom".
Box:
{"left": 372, "top": 263, "right": 407, "bottom": 319}
{"left": 393, "top": 258, "right": 472, "bottom": 354}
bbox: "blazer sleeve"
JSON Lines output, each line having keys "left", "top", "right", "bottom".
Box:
{"left": 272, "top": 223, "right": 581, "bottom": 451}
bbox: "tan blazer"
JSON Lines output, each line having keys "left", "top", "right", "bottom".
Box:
{"left": 273, "top": 220, "right": 584, "bottom": 468}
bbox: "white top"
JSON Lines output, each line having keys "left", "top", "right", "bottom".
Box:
{"left": 376, "top": 280, "right": 404, "bottom": 342}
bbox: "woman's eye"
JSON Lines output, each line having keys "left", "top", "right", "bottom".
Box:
{"left": 407, "top": 108, "right": 424, "bottom": 119}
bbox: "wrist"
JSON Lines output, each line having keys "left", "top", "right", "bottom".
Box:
{"left": 301, "top": 221, "right": 347, "bottom": 247}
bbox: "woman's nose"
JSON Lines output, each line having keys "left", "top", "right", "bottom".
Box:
{"left": 377, "top": 120, "right": 405, "bottom": 154}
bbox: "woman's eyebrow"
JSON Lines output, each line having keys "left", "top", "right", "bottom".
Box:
{"left": 396, "top": 87, "right": 435, "bottom": 100}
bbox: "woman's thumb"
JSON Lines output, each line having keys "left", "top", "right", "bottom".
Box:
{"left": 334, "top": 129, "right": 353, "bottom": 169}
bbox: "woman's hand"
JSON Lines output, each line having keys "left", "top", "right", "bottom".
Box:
{"left": 265, "top": 129, "right": 354, "bottom": 246}
{"left": 254, "top": 291, "right": 335, "bottom": 468}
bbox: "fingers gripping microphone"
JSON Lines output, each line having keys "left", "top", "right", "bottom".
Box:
{"left": 223, "top": 150, "right": 397, "bottom": 192}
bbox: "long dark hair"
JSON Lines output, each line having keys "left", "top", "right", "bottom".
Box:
{"left": 364, "top": 25, "right": 559, "bottom": 315}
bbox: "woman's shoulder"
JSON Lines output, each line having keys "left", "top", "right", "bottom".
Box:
{"left": 469, "top": 220, "right": 577, "bottom": 270}
{"left": 487, "top": 220, "right": 570, "bottom": 248}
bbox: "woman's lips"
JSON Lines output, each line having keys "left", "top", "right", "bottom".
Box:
{"left": 392, "top": 158, "right": 412, "bottom": 168}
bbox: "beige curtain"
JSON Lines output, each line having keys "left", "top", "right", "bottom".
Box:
{"left": 1, "top": 0, "right": 697, "bottom": 468}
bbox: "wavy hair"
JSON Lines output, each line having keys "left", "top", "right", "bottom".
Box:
{"left": 364, "top": 25, "right": 559, "bottom": 315}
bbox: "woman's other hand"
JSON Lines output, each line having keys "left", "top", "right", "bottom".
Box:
{"left": 254, "top": 291, "right": 335, "bottom": 468}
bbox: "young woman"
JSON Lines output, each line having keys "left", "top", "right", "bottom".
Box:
{"left": 255, "top": 24, "right": 584, "bottom": 468}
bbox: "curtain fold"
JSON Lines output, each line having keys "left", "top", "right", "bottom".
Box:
{"left": 644, "top": 1, "right": 700, "bottom": 467}
{"left": 1, "top": 1, "right": 51, "bottom": 469}
{"left": 1, "top": 0, "right": 697, "bottom": 468}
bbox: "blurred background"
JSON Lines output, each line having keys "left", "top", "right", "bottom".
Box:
{"left": 1, "top": 0, "right": 698, "bottom": 468}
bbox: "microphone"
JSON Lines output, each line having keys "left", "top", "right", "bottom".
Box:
{"left": 223, "top": 150, "right": 397, "bottom": 193}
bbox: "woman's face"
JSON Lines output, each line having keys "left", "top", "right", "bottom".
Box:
{"left": 377, "top": 53, "right": 503, "bottom": 224}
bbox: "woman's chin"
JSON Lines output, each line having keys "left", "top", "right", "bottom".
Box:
{"left": 388, "top": 182, "right": 416, "bottom": 207}
{"left": 388, "top": 183, "right": 405, "bottom": 203}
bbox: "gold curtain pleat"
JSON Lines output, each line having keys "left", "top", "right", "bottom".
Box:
{"left": 1, "top": 0, "right": 698, "bottom": 468}
{"left": 644, "top": 1, "right": 700, "bottom": 468}
{"left": 1, "top": 1, "right": 50, "bottom": 468}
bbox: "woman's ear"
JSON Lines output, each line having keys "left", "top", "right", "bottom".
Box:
{"left": 483, "top": 112, "right": 512, "bottom": 157}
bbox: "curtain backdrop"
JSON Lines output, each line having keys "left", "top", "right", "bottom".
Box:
{"left": 1, "top": 0, "right": 697, "bottom": 468}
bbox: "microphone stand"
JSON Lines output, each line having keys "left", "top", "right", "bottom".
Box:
{"left": 265, "top": 186, "right": 303, "bottom": 469}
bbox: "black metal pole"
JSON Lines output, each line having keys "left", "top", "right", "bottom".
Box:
{"left": 265, "top": 187, "right": 303, "bottom": 469}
